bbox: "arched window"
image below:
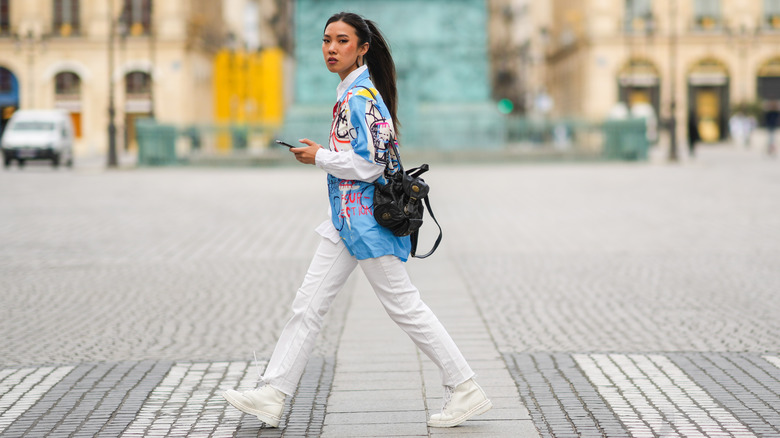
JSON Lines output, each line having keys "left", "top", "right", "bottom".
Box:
{"left": 54, "top": 71, "right": 82, "bottom": 138}
{"left": 122, "top": 0, "right": 152, "bottom": 36}
{"left": 125, "top": 71, "right": 151, "bottom": 97}
{"left": 55, "top": 71, "right": 80, "bottom": 99}
{"left": 0, "top": 68, "right": 13, "bottom": 95}
{"left": 53, "top": 0, "right": 80, "bottom": 36}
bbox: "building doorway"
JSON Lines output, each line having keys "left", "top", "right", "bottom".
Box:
{"left": 758, "top": 57, "right": 780, "bottom": 106}
{"left": 618, "top": 58, "right": 661, "bottom": 117}
{"left": 0, "top": 67, "right": 19, "bottom": 139}
{"left": 123, "top": 71, "right": 152, "bottom": 151}
{"left": 688, "top": 58, "right": 730, "bottom": 143}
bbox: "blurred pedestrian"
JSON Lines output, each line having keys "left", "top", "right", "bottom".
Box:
{"left": 747, "top": 113, "right": 758, "bottom": 147}
{"left": 221, "top": 12, "right": 491, "bottom": 429}
{"left": 729, "top": 112, "right": 748, "bottom": 148}
{"left": 688, "top": 115, "right": 699, "bottom": 157}
{"left": 765, "top": 102, "right": 779, "bottom": 156}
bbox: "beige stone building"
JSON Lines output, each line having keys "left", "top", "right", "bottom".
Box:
{"left": 488, "top": 0, "right": 552, "bottom": 115}
{"left": 547, "top": 0, "right": 780, "bottom": 146}
{"left": 0, "top": 0, "right": 223, "bottom": 157}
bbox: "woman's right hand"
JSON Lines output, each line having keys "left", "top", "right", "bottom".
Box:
{"left": 290, "top": 139, "right": 322, "bottom": 165}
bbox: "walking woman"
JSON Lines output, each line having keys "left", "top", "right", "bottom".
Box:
{"left": 222, "top": 12, "right": 491, "bottom": 429}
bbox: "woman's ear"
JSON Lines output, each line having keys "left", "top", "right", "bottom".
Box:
{"left": 359, "top": 42, "right": 369, "bottom": 57}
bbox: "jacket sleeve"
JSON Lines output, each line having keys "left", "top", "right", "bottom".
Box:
{"left": 315, "top": 148, "right": 384, "bottom": 182}
{"left": 315, "top": 94, "right": 386, "bottom": 182}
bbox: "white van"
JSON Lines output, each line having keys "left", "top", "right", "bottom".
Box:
{"left": 1, "top": 110, "right": 75, "bottom": 168}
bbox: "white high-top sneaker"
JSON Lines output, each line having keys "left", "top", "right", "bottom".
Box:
{"left": 222, "top": 385, "right": 286, "bottom": 427}
{"left": 428, "top": 379, "right": 492, "bottom": 428}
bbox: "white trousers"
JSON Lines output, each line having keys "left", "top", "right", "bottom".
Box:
{"left": 262, "top": 237, "right": 474, "bottom": 396}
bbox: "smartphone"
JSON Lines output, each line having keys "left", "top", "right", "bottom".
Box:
{"left": 275, "top": 140, "right": 296, "bottom": 148}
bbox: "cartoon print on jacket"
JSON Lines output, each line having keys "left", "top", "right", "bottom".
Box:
{"left": 329, "top": 88, "right": 392, "bottom": 232}
{"left": 330, "top": 88, "right": 393, "bottom": 162}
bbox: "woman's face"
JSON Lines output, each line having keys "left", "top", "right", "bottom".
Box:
{"left": 322, "top": 20, "right": 368, "bottom": 81}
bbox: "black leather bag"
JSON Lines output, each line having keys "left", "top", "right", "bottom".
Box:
{"left": 356, "top": 85, "right": 442, "bottom": 258}
{"left": 373, "top": 135, "right": 442, "bottom": 258}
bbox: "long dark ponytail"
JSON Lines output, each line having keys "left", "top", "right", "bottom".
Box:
{"left": 325, "top": 12, "right": 400, "bottom": 134}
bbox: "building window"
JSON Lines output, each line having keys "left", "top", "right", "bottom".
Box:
{"left": 55, "top": 72, "right": 80, "bottom": 99}
{"left": 624, "top": 0, "right": 653, "bottom": 33}
{"left": 694, "top": 0, "right": 722, "bottom": 30}
{"left": 122, "top": 0, "right": 152, "bottom": 36}
{"left": 53, "top": 0, "right": 80, "bottom": 36}
{"left": 0, "top": 69, "right": 13, "bottom": 94}
{"left": 765, "top": 0, "right": 780, "bottom": 29}
{"left": 758, "top": 58, "right": 780, "bottom": 102}
{"left": 53, "top": 0, "right": 79, "bottom": 36}
{"left": 126, "top": 71, "right": 151, "bottom": 97}
{"left": 0, "top": 0, "right": 10, "bottom": 35}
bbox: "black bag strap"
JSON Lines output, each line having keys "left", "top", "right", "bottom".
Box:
{"left": 410, "top": 196, "right": 443, "bottom": 258}
{"left": 355, "top": 85, "right": 442, "bottom": 258}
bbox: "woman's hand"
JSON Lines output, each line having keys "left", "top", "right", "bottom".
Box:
{"left": 290, "top": 139, "right": 322, "bottom": 165}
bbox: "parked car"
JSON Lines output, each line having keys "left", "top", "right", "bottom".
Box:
{"left": 1, "top": 110, "right": 74, "bottom": 168}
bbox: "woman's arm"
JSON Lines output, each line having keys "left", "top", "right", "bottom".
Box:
{"left": 291, "top": 139, "right": 384, "bottom": 182}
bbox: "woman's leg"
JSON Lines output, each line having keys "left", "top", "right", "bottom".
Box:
{"left": 262, "top": 237, "right": 358, "bottom": 395}
{"left": 357, "top": 255, "right": 474, "bottom": 388}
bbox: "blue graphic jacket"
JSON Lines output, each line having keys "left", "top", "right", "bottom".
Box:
{"left": 321, "top": 68, "right": 411, "bottom": 261}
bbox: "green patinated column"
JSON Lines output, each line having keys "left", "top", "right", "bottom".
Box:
{"left": 283, "top": 0, "right": 504, "bottom": 150}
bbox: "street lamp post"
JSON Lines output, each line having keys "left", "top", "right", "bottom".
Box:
{"left": 668, "top": 0, "right": 679, "bottom": 162}
{"left": 148, "top": 1, "right": 155, "bottom": 120}
{"left": 107, "top": 0, "right": 118, "bottom": 168}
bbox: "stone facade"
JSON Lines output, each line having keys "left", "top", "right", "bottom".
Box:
{"left": 546, "top": 0, "right": 780, "bottom": 144}
{"left": 0, "top": 0, "right": 223, "bottom": 157}
{"left": 11, "top": 1, "right": 771, "bottom": 156}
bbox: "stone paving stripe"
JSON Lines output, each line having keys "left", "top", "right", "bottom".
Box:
{"left": 208, "top": 361, "right": 252, "bottom": 438}
{"left": 117, "top": 356, "right": 336, "bottom": 437}
{"left": 550, "top": 353, "right": 626, "bottom": 436}
{"left": 1, "top": 352, "right": 778, "bottom": 437}
{"left": 0, "top": 368, "right": 21, "bottom": 387}
{"left": 622, "top": 354, "right": 720, "bottom": 435}
{"left": 723, "top": 355, "right": 780, "bottom": 428}
{"left": 122, "top": 361, "right": 252, "bottom": 437}
{"left": 650, "top": 355, "right": 754, "bottom": 436}
{"left": 0, "top": 365, "right": 73, "bottom": 434}
{"left": 764, "top": 355, "right": 780, "bottom": 371}
{"left": 572, "top": 354, "right": 651, "bottom": 437}
{"left": 505, "top": 352, "right": 628, "bottom": 438}
{"left": 2, "top": 363, "right": 96, "bottom": 437}
{"left": 575, "top": 354, "right": 756, "bottom": 437}
{"left": 2, "top": 361, "right": 173, "bottom": 437}
{"left": 668, "top": 353, "right": 780, "bottom": 436}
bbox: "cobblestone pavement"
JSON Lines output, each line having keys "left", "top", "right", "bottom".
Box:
{"left": 1, "top": 146, "right": 779, "bottom": 437}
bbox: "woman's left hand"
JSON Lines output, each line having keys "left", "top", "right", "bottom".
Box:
{"left": 290, "top": 139, "right": 322, "bottom": 165}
